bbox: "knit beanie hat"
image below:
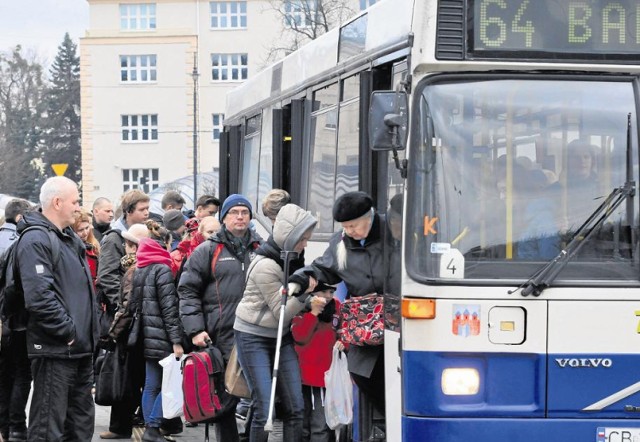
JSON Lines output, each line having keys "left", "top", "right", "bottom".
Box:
{"left": 333, "top": 191, "right": 373, "bottom": 222}
{"left": 220, "top": 194, "right": 253, "bottom": 221}
{"left": 163, "top": 209, "right": 185, "bottom": 231}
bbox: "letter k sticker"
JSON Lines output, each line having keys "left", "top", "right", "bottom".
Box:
{"left": 424, "top": 216, "right": 438, "bottom": 236}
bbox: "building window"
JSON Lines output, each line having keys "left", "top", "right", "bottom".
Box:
{"left": 210, "top": 1, "right": 247, "bottom": 28}
{"left": 359, "top": 0, "right": 376, "bottom": 9}
{"left": 211, "top": 53, "right": 248, "bottom": 81}
{"left": 284, "top": 0, "right": 316, "bottom": 28}
{"left": 122, "top": 168, "right": 159, "bottom": 193}
{"left": 121, "top": 114, "right": 158, "bottom": 142}
{"left": 120, "top": 3, "right": 157, "bottom": 30}
{"left": 212, "top": 113, "right": 225, "bottom": 140}
{"left": 120, "top": 55, "right": 157, "bottom": 82}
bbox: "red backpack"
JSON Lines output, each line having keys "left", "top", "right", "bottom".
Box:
{"left": 181, "top": 345, "right": 234, "bottom": 424}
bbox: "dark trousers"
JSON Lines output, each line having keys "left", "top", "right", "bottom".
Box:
{"left": 214, "top": 408, "right": 240, "bottom": 442}
{"left": 302, "top": 385, "right": 335, "bottom": 442}
{"left": 28, "top": 356, "right": 95, "bottom": 442}
{"left": 350, "top": 352, "right": 385, "bottom": 416}
{"left": 0, "top": 331, "right": 31, "bottom": 437}
{"left": 108, "top": 348, "right": 145, "bottom": 436}
{"left": 235, "top": 330, "right": 304, "bottom": 442}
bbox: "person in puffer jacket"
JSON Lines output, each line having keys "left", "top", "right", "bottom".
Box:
{"left": 234, "top": 203, "right": 318, "bottom": 442}
{"left": 133, "top": 221, "right": 184, "bottom": 442}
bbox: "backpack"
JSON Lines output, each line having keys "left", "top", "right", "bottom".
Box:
{"left": 107, "top": 266, "right": 142, "bottom": 344}
{"left": 0, "top": 226, "right": 60, "bottom": 329}
{"left": 181, "top": 345, "right": 236, "bottom": 424}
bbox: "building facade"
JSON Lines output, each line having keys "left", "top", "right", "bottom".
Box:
{"left": 81, "top": 0, "right": 377, "bottom": 207}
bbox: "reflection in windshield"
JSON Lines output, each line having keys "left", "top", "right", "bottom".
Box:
{"left": 409, "top": 78, "right": 638, "bottom": 282}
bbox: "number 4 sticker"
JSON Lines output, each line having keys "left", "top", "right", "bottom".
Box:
{"left": 439, "top": 249, "right": 464, "bottom": 279}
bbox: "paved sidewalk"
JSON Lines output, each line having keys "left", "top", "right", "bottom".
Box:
{"left": 93, "top": 404, "right": 283, "bottom": 442}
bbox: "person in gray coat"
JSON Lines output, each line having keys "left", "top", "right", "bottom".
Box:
{"left": 234, "top": 203, "right": 318, "bottom": 442}
{"left": 288, "top": 192, "right": 388, "bottom": 419}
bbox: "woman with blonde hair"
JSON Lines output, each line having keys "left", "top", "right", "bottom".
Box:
{"left": 73, "top": 211, "right": 100, "bottom": 288}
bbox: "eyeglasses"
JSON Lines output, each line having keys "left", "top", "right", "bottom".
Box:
{"left": 228, "top": 209, "right": 250, "bottom": 217}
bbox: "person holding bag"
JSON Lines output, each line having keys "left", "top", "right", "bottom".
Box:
{"left": 234, "top": 204, "right": 318, "bottom": 442}
{"left": 291, "top": 283, "right": 346, "bottom": 441}
{"left": 133, "top": 221, "right": 184, "bottom": 442}
{"left": 288, "top": 192, "right": 389, "bottom": 429}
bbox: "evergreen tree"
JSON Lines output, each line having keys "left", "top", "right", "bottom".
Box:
{"left": 42, "top": 33, "right": 81, "bottom": 184}
{"left": 0, "top": 46, "right": 46, "bottom": 201}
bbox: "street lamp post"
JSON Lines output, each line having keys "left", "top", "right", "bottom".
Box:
{"left": 192, "top": 55, "right": 199, "bottom": 206}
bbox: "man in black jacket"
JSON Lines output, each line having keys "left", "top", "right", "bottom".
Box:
{"left": 15, "top": 176, "right": 97, "bottom": 441}
{"left": 178, "top": 194, "right": 262, "bottom": 442}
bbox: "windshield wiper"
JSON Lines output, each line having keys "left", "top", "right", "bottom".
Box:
{"left": 513, "top": 114, "right": 636, "bottom": 297}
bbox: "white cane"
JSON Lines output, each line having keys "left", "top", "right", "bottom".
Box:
{"left": 264, "top": 249, "right": 298, "bottom": 432}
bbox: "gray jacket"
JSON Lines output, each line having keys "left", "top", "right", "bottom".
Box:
{"left": 0, "top": 223, "right": 18, "bottom": 255}
{"left": 234, "top": 204, "right": 317, "bottom": 338}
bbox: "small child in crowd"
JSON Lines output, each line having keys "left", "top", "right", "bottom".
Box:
{"left": 291, "top": 283, "right": 345, "bottom": 442}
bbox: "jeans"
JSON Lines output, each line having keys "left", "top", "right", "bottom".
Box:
{"left": 0, "top": 331, "right": 31, "bottom": 437}
{"left": 28, "top": 356, "right": 95, "bottom": 442}
{"left": 142, "top": 359, "right": 163, "bottom": 428}
{"left": 302, "top": 385, "right": 335, "bottom": 442}
{"left": 234, "top": 330, "right": 304, "bottom": 442}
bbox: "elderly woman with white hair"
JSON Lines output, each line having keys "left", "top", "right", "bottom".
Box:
{"left": 288, "top": 191, "right": 389, "bottom": 427}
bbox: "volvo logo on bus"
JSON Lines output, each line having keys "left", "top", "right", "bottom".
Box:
{"left": 555, "top": 358, "right": 612, "bottom": 368}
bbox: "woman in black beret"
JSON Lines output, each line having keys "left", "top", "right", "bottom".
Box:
{"left": 288, "top": 191, "right": 388, "bottom": 434}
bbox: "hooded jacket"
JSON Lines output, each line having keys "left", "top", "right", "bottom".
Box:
{"left": 96, "top": 217, "right": 128, "bottom": 308}
{"left": 178, "top": 226, "right": 262, "bottom": 360}
{"left": 15, "top": 211, "right": 97, "bottom": 358}
{"left": 234, "top": 204, "right": 317, "bottom": 338}
{"left": 134, "top": 238, "right": 183, "bottom": 359}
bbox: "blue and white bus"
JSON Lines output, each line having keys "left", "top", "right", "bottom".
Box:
{"left": 221, "top": 0, "right": 640, "bottom": 440}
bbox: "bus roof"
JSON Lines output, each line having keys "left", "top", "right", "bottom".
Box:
{"left": 225, "top": 0, "right": 414, "bottom": 123}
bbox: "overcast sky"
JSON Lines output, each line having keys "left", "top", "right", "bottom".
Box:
{"left": 0, "top": 0, "right": 89, "bottom": 66}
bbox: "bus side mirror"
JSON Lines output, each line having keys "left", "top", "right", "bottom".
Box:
{"left": 369, "top": 91, "right": 408, "bottom": 151}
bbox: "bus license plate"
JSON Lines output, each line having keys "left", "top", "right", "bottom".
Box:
{"left": 597, "top": 427, "right": 640, "bottom": 441}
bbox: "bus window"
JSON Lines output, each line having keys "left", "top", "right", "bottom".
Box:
{"left": 239, "top": 113, "right": 262, "bottom": 209}
{"left": 308, "top": 107, "right": 338, "bottom": 233}
{"left": 408, "top": 77, "right": 639, "bottom": 284}
{"left": 335, "top": 92, "right": 360, "bottom": 210}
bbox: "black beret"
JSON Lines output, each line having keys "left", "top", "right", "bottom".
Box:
{"left": 333, "top": 191, "right": 373, "bottom": 222}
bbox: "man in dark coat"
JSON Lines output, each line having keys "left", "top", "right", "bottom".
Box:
{"left": 289, "top": 192, "right": 388, "bottom": 419}
{"left": 15, "top": 177, "right": 98, "bottom": 441}
{"left": 0, "top": 198, "right": 32, "bottom": 442}
{"left": 91, "top": 197, "right": 114, "bottom": 243}
{"left": 178, "top": 194, "right": 262, "bottom": 442}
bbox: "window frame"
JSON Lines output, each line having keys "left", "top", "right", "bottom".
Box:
{"left": 120, "top": 3, "right": 157, "bottom": 31}
{"left": 120, "top": 114, "right": 159, "bottom": 143}
{"left": 211, "top": 53, "right": 248, "bottom": 82}
{"left": 209, "top": 1, "right": 247, "bottom": 29}
{"left": 122, "top": 168, "right": 160, "bottom": 193}
{"left": 120, "top": 54, "right": 157, "bottom": 83}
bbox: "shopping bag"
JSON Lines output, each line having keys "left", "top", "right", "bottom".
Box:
{"left": 324, "top": 348, "right": 353, "bottom": 430}
{"left": 94, "top": 343, "right": 131, "bottom": 406}
{"left": 338, "top": 294, "right": 384, "bottom": 346}
{"left": 160, "top": 354, "right": 185, "bottom": 419}
{"left": 225, "top": 344, "right": 251, "bottom": 399}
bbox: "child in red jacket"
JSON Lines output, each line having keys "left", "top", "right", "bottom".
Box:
{"left": 291, "top": 283, "right": 346, "bottom": 442}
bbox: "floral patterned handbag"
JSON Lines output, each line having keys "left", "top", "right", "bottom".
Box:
{"left": 338, "top": 294, "right": 384, "bottom": 346}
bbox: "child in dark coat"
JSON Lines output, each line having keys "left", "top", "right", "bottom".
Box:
{"left": 291, "top": 283, "right": 346, "bottom": 442}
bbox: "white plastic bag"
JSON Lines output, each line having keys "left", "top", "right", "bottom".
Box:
{"left": 324, "top": 348, "right": 353, "bottom": 430}
{"left": 160, "top": 354, "right": 185, "bottom": 419}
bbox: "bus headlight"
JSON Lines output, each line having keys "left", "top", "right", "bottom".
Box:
{"left": 441, "top": 368, "right": 480, "bottom": 395}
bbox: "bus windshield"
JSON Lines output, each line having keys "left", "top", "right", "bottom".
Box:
{"left": 408, "top": 77, "right": 639, "bottom": 284}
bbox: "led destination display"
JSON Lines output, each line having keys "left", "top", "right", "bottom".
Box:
{"left": 470, "top": 0, "right": 639, "bottom": 60}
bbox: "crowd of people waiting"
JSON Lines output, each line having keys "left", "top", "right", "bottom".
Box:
{"left": 0, "top": 177, "right": 398, "bottom": 442}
